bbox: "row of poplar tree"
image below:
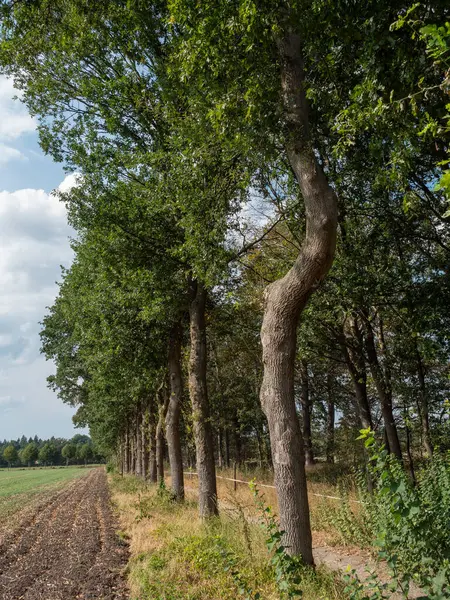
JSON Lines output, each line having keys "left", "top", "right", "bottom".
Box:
{"left": 1, "top": 1, "right": 448, "bottom": 564}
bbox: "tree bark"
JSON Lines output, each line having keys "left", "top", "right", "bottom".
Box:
{"left": 124, "top": 424, "right": 130, "bottom": 474}
{"left": 141, "top": 408, "right": 148, "bottom": 480}
{"left": 299, "top": 360, "right": 314, "bottom": 467}
{"left": 259, "top": 31, "right": 338, "bottom": 563}
{"left": 188, "top": 279, "right": 218, "bottom": 517}
{"left": 416, "top": 343, "right": 433, "bottom": 457}
{"left": 156, "top": 385, "right": 169, "bottom": 485}
{"left": 149, "top": 405, "right": 157, "bottom": 483}
{"left": 135, "top": 406, "right": 142, "bottom": 477}
{"left": 342, "top": 316, "right": 373, "bottom": 430}
{"left": 362, "top": 314, "right": 403, "bottom": 460}
{"left": 326, "top": 371, "right": 335, "bottom": 464}
{"left": 166, "top": 322, "right": 185, "bottom": 501}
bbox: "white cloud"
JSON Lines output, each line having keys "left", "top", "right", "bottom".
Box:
{"left": 0, "top": 143, "right": 26, "bottom": 165}
{"left": 0, "top": 75, "right": 36, "bottom": 167}
{"left": 0, "top": 76, "right": 36, "bottom": 140}
{"left": 0, "top": 173, "right": 84, "bottom": 437}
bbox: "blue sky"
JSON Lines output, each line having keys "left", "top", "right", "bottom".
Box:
{"left": 0, "top": 75, "right": 87, "bottom": 440}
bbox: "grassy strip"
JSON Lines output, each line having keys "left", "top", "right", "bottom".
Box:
{"left": 110, "top": 475, "right": 348, "bottom": 600}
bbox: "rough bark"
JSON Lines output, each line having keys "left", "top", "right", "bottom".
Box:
{"left": 416, "top": 344, "right": 433, "bottom": 457}
{"left": 135, "top": 407, "right": 142, "bottom": 478}
{"left": 188, "top": 279, "right": 218, "bottom": 517}
{"left": 124, "top": 424, "right": 130, "bottom": 474}
{"left": 141, "top": 408, "right": 148, "bottom": 480}
{"left": 156, "top": 385, "right": 169, "bottom": 485}
{"left": 299, "top": 360, "right": 314, "bottom": 466}
{"left": 342, "top": 316, "right": 373, "bottom": 430}
{"left": 326, "top": 372, "right": 335, "bottom": 464}
{"left": 166, "top": 322, "right": 185, "bottom": 501}
{"left": 363, "top": 314, "right": 403, "bottom": 460}
{"left": 259, "top": 31, "right": 338, "bottom": 563}
{"left": 149, "top": 406, "right": 157, "bottom": 483}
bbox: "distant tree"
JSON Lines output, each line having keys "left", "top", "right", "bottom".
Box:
{"left": 38, "top": 443, "right": 58, "bottom": 466}
{"left": 71, "top": 434, "right": 90, "bottom": 446}
{"left": 79, "top": 443, "right": 93, "bottom": 467}
{"left": 20, "top": 443, "right": 39, "bottom": 467}
{"left": 3, "top": 445, "right": 18, "bottom": 468}
{"left": 61, "top": 443, "right": 76, "bottom": 466}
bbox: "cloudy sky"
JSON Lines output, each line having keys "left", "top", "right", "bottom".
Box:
{"left": 0, "top": 75, "right": 87, "bottom": 440}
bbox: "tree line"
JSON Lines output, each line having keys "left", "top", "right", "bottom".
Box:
{"left": 0, "top": 434, "right": 102, "bottom": 468}
{"left": 0, "top": 0, "right": 448, "bottom": 565}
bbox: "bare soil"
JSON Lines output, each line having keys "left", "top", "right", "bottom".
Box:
{"left": 0, "top": 468, "right": 128, "bottom": 600}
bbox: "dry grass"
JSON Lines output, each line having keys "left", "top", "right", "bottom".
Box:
{"left": 109, "top": 470, "right": 350, "bottom": 600}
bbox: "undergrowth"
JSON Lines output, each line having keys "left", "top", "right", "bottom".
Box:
{"left": 110, "top": 473, "right": 346, "bottom": 600}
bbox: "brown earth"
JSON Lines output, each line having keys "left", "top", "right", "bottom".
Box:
{"left": 0, "top": 468, "right": 128, "bottom": 600}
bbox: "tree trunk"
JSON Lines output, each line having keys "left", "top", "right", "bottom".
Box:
{"left": 362, "top": 314, "right": 402, "bottom": 460}
{"left": 416, "top": 343, "right": 433, "bottom": 457}
{"left": 259, "top": 31, "right": 338, "bottom": 563}
{"left": 342, "top": 316, "right": 373, "bottom": 430}
{"left": 233, "top": 411, "right": 242, "bottom": 467}
{"left": 166, "top": 322, "right": 185, "bottom": 501}
{"left": 225, "top": 428, "right": 230, "bottom": 468}
{"left": 217, "top": 430, "right": 224, "bottom": 468}
{"left": 149, "top": 406, "right": 157, "bottom": 483}
{"left": 135, "top": 407, "right": 142, "bottom": 477}
{"left": 188, "top": 279, "right": 218, "bottom": 517}
{"left": 326, "top": 371, "right": 335, "bottom": 464}
{"left": 141, "top": 408, "right": 148, "bottom": 480}
{"left": 299, "top": 360, "right": 314, "bottom": 467}
{"left": 130, "top": 429, "right": 136, "bottom": 475}
{"left": 156, "top": 385, "right": 169, "bottom": 485}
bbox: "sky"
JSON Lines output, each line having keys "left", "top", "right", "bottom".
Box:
{"left": 0, "top": 74, "right": 87, "bottom": 440}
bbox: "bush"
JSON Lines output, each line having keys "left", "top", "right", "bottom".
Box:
{"left": 352, "top": 430, "right": 450, "bottom": 599}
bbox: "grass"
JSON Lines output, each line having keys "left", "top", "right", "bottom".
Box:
{"left": 0, "top": 465, "right": 97, "bottom": 525}
{"left": 110, "top": 472, "right": 349, "bottom": 600}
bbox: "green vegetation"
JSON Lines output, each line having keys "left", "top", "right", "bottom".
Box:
{"left": 0, "top": 434, "right": 104, "bottom": 468}
{"left": 0, "top": 466, "right": 94, "bottom": 524}
{"left": 0, "top": 1, "right": 449, "bottom": 598}
{"left": 111, "top": 474, "right": 345, "bottom": 600}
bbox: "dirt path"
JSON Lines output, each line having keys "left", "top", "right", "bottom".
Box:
{"left": 0, "top": 468, "right": 128, "bottom": 600}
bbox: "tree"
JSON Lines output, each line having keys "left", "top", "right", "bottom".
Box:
{"left": 3, "top": 445, "right": 18, "bottom": 468}
{"left": 61, "top": 443, "right": 76, "bottom": 467}
{"left": 39, "top": 443, "right": 58, "bottom": 466}
{"left": 79, "top": 444, "right": 93, "bottom": 467}
{"left": 21, "top": 442, "right": 39, "bottom": 467}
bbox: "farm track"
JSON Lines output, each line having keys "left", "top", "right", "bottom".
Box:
{"left": 0, "top": 469, "right": 128, "bottom": 600}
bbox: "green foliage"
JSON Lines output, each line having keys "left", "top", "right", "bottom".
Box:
{"left": 38, "top": 443, "right": 58, "bottom": 466}
{"left": 352, "top": 429, "right": 450, "bottom": 598}
{"left": 250, "top": 481, "right": 303, "bottom": 599}
{"left": 3, "top": 445, "right": 18, "bottom": 467}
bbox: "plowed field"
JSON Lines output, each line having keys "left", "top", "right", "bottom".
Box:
{"left": 0, "top": 468, "right": 128, "bottom": 600}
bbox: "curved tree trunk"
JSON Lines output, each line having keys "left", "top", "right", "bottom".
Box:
{"left": 166, "top": 322, "right": 185, "bottom": 501}
{"left": 188, "top": 279, "right": 218, "bottom": 517}
{"left": 299, "top": 360, "right": 314, "bottom": 467}
{"left": 260, "top": 31, "right": 338, "bottom": 563}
